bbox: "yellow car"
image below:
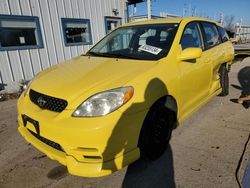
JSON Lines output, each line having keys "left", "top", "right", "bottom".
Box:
{"left": 17, "top": 17, "right": 234, "bottom": 177}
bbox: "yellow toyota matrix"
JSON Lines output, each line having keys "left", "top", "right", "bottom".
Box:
{"left": 17, "top": 17, "right": 234, "bottom": 177}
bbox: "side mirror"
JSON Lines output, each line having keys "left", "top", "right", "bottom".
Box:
{"left": 178, "top": 48, "right": 202, "bottom": 61}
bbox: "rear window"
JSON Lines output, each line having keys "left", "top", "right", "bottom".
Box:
{"left": 218, "top": 26, "right": 229, "bottom": 42}
{"left": 201, "top": 22, "right": 220, "bottom": 49}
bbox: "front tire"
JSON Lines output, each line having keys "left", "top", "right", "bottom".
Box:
{"left": 219, "top": 64, "right": 229, "bottom": 96}
{"left": 138, "top": 100, "right": 175, "bottom": 160}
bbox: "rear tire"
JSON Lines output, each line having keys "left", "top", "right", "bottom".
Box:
{"left": 138, "top": 100, "right": 175, "bottom": 160}
{"left": 218, "top": 64, "right": 229, "bottom": 96}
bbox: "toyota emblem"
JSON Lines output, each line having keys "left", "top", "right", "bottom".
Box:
{"left": 37, "top": 97, "right": 47, "bottom": 108}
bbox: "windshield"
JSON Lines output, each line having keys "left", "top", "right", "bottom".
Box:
{"left": 87, "top": 23, "right": 179, "bottom": 60}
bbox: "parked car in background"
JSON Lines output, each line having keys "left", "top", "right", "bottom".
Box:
{"left": 17, "top": 17, "right": 234, "bottom": 177}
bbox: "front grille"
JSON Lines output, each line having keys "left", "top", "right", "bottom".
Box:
{"left": 29, "top": 89, "right": 68, "bottom": 112}
{"left": 28, "top": 130, "right": 64, "bottom": 152}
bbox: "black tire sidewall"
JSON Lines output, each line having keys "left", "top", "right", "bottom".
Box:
{"left": 139, "top": 102, "right": 174, "bottom": 160}
{"left": 219, "top": 64, "right": 229, "bottom": 96}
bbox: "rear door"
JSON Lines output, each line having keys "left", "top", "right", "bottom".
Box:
{"left": 200, "top": 22, "right": 223, "bottom": 94}
{"left": 217, "top": 26, "right": 234, "bottom": 63}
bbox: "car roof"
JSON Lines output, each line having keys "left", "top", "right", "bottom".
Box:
{"left": 123, "top": 16, "right": 223, "bottom": 27}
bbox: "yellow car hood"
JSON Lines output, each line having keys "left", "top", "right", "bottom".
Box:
{"left": 30, "top": 56, "right": 157, "bottom": 105}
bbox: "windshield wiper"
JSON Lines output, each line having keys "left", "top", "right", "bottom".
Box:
{"left": 86, "top": 51, "right": 119, "bottom": 58}
{"left": 101, "top": 52, "right": 142, "bottom": 60}
{"left": 86, "top": 51, "right": 105, "bottom": 57}
{"left": 86, "top": 51, "right": 142, "bottom": 60}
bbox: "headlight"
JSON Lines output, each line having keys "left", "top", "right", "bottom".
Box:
{"left": 72, "top": 86, "right": 134, "bottom": 117}
{"left": 23, "top": 79, "right": 33, "bottom": 96}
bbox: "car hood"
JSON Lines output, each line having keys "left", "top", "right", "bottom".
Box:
{"left": 30, "top": 56, "right": 157, "bottom": 106}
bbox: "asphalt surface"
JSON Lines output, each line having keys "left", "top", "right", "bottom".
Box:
{"left": 0, "top": 58, "right": 250, "bottom": 188}
{"left": 234, "top": 43, "right": 250, "bottom": 50}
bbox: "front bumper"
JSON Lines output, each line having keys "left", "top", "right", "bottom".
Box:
{"left": 18, "top": 126, "right": 139, "bottom": 177}
{"left": 17, "top": 94, "right": 146, "bottom": 177}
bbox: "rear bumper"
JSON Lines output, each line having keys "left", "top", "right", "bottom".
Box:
{"left": 18, "top": 125, "right": 140, "bottom": 177}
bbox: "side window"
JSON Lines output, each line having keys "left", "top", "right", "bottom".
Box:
{"left": 218, "top": 26, "right": 229, "bottom": 42}
{"left": 160, "top": 30, "right": 168, "bottom": 41}
{"left": 181, "top": 22, "right": 202, "bottom": 50}
{"left": 139, "top": 29, "right": 156, "bottom": 46}
{"left": 201, "top": 22, "right": 220, "bottom": 48}
{"left": 99, "top": 29, "right": 134, "bottom": 53}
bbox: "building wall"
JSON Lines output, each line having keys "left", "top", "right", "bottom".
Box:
{"left": 130, "top": 14, "right": 180, "bottom": 22}
{"left": 0, "top": 0, "right": 127, "bottom": 85}
{"left": 235, "top": 25, "right": 250, "bottom": 42}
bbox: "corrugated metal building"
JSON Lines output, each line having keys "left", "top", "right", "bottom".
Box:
{"left": 130, "top": 13, "right": 179, "bottom": 22}
{"left": 0, "top": 0, "right": 128, "bottom": 86}
{"left": 235, "top": 24, "right": 250, "bottom": 42}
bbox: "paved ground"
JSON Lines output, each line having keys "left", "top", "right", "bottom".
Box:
{"left": 234, "top": 43, "right": 250, "bottom": 57}
{"left": 0, "top": 58, "right": 250, "bottom": 188}
{"left": 234, "top": 43, "right": 250, "bottom": 50}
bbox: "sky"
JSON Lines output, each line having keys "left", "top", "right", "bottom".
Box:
{"left": 128, "top": 0, "right": 250, "bottom": 25}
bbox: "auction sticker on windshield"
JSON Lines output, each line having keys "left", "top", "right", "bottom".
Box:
{"left": 138, "top": 44, "right": 162, "bottom": 55}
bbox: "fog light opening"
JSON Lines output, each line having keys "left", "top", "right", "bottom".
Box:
{"left": 83, "top": 155, "right": 102, "bottom": 160}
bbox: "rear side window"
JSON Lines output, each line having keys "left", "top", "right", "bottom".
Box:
{"left": 201, "top": 22, "right": 220, "bottom": 49}
{"left": 218, "top": 26, "right": 229, "bottom": 42}
{"left": 181, "top": 22, "right": 202, "bottom": 49}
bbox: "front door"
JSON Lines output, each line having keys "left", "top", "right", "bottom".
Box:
{"left": 179, "top": 22, "right": 212, "bottom": 115}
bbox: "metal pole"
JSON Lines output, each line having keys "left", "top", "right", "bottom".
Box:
{"left": 126, "top": 2, "right": 129, "bottom": 23}
{"left": 219, "top": 12, "right": 224, "bottom": 25}
{"left": 240, "top": 18, "right": 243, "bottom": 41}
{"left": 147, "top": 0, "right": 151, "bottom": 19}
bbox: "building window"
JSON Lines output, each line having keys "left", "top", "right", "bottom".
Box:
{"left": 105, "top": 16, "right": 122, "bottom": 34}
{"left": 61, "top": 18, "right": 92, "bottom": 46}
{"left": 0, "top": 15, "right": 44, "bottom": 51}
